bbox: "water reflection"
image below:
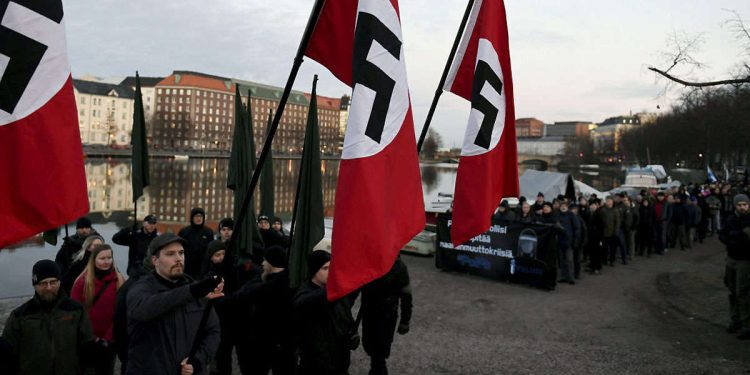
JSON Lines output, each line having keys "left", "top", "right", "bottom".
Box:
{"left": 83, "top": 157, "right": 341, "bottom": 228}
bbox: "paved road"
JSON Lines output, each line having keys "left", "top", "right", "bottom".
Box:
{"left": 351, "top": 237, "right": 750, "bottom": 374}
{"left": 2, "top": 237, "right": 748, "bottom": 374}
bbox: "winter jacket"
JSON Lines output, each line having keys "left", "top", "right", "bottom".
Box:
{"left": 55, "top": 232, "right": 99, "bottom": 276}
{"left": 178, "top": 225, "right": 215, "bottom": 279}
{"left": 126, "top": 272, "right": 220, "bottom": 375}
{"left": 113, "top": 265, "right": 150, "bottom": 372}
{"left": 361, "top": 257, "right": 412, "bottom": 358}
{"left": 112, "top": 227, "right": 158, "bottom": 276}
{"left": 573, "top": 214, "right": 588, "bottom": 249}
{"left": 719, "top": 211, "right": 750, "bottom": 261}
{"left": 2, "top": 293, "right": 94, "bottom": 375}
{"left": 671, "top": 203, "right": 688, "bottom": 225}
{"left": 61, "top": 252, "right": 90, "bottom": 296}
{"left": 293, "top": 281, "right": 355, "bottom": 375}
{"left": 71, "top": 269, "right": 120, "bottom": 342}
{"left": 597, "top": 206, "right": 620, "bottom": 238}
{"left": 654, "top": 201, "right": 672, "bottom": 222}
{"left": 555, "top": 210, "right": 580, "bottom": 249}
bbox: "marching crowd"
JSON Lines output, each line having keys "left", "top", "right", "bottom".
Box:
{"left": 493, "top": 180, "right": 750, "bottom": 341}
{"left": 1, "top": 210, "right": 412, "bottom": 375}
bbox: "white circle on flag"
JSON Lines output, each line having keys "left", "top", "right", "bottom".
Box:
{"left": 342, "top": 0, "right": 410, "bottom": 160}
{"left": 0, "top": 3, "right": 70, "bottom": 126}
{"left": 461, "top": 38, "right": 506, "bottom": 156}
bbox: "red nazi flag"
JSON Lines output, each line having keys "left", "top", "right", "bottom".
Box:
{"left": 0, "top": 0, "right": 88, "bottom": 248}
{"left": 443, "top": 0, "right": 519, "bottom": 246}
{"left": 306, "top": 0, "right": 424, "bottom": 301}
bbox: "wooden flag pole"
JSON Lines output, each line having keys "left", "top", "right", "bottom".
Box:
{"left": 416, "top": 0, "right": 475, "bottom": 153}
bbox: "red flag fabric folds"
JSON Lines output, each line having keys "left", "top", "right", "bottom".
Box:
{"left": 305, "top": 0, "right": 425, "bottom": 301}
{"left": 443, "top": 0, "right": 519, "bottom": 246}
{"left": 0, "top": 1, "right": 88, "bottom": 248}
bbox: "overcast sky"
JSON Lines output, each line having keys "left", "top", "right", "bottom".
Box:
{"left": 64, "top": 0, "right": 749, "bottom": 147}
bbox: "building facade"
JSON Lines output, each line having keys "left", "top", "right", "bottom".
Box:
{"left": 515, "top": 118, "right": 544, "bottom": 138}
{"left": 152, "top": 71, "right": 236, "bottom": 151}
{"left": 592, "top": 115, "right": 642, "bottom": 154}
{"left": 73, "top": 79, "right": 135, "bottom": 147}
{"left": 119, "top": 76, "right": 163, "bottom": 131}
{"left": 545, "top": 121, "right": 594, "bottom": 139}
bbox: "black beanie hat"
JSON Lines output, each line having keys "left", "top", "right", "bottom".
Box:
{"left": 218, "top": 218, "right": 234, "bottom": 230}
{"left": 32, "top": 260, "right": 60, "bottom": 285}
{"left": 307, "top": 250, "right": 331, "bottom": 278}
{"left": 76, "top": 217, "right": 92, "bottom": 229}
{"left": 264, "top": 246, "right": 287, "bottom": 268}
{"left": 207, "top": 240, "right": 227, "bottom": 257}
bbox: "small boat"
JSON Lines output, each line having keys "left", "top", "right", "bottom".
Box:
{"left": 173, "top": 154, "right": 189, "bottom": 161}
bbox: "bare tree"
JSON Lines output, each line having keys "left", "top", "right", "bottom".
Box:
{"left": 649, "top": 10, "right": 750, "bottom": 88}
{"left": 422, "top": 129, "right": 443, "bottom": 160}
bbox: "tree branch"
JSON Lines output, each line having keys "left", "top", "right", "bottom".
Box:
{"left": 648, "top": 66, "right": 750, "bottom": 87}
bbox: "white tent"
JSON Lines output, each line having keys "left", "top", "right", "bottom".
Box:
{"left": 519, "top": 170, "right": 575, "bottom": 202}
{"left": 574, "top": 179, "right": 607, "bottom": 198}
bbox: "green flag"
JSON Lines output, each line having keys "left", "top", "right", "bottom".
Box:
{"left": 260, "top": 109, "right": 275, "bottom": 218}
{"left": 42, "top": 227, "right": 59, "bottom": 246}
{"left": 289, "top": 76, "right": 325, "bottom": 288}
{"left": 131, "top": 72, "right": 150, "bottom": 203}
{"left": 228, "top": 87, "right": 263, "bottom": 257}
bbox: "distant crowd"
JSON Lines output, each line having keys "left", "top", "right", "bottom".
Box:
{"left": 490, "top": 180, "right": 750, "bottom": 341}
{"left": 1, "top": 208, "right": 412, "bottom": 375}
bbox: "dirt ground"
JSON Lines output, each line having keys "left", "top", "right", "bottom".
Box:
{"left": 2, "top": 236, "right": 748, "bottom": 374}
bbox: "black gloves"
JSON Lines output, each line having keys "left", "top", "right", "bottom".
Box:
{"left": 397, "top": 322, "right": 410, "bottom": 335}
{"left": 189, "top": 275, "right": 221, "bottom": 299}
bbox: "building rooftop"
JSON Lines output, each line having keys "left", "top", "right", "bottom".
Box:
{"left": 120, "top": 76, "right": 164, "bottom": 87}
{"left": 73, "top": 79, "right": 135, "bottom": 99}
{"left": 305, "top": 93, "right": 341, "bottom": 111}
{"left": 232, "top": 78, "right": 309, "bottom": 105}
{"left": 158, "top": 71, "right": 234, "bottom": 92}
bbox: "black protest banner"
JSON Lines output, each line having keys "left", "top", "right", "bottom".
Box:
{"left": 435, "top": 214, "right": 558, "bottom": 290}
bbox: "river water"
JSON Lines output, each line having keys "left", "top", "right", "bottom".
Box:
{"left": 0, "top": 157, "right": 624, "bottom": 298}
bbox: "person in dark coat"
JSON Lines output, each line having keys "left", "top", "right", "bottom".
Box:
{"left": 113, "top": 260, "right": 153, "bottom": 375}
{"left": 126, "top": 233, "right": 223, "bottom": 375}
{"left": 569, "top": 204, "right": 587, "bottom": 279}
{"left": 555, "top": 201, "right": 580, "bottom": 284}
{"left": 258, "top": 215, "right": 285, "bottom": 254}
{"left": 671, "top": 194, "right": 690, "bottom": 250}
{"left": 653, "top": 192, "right": 672, "bottom": 254}
{"left": 361, "top": 256, "right": 412, "bottom": 375}
{"left": 222, "top": 246, "right": 295, "bottom": 374}
{"left": 55, "top": 216, "right": 98, "bottom": 276}
{"left": 636, "top": 199, "right": 656, "bottom": 257}
{"left": 586, "top": 200, "right": 605, "bottom": 274}
{"left": 217, "top": 218, "right": 234, "bottom": 243}
{"left": 113, "top": 214, "right": 159, "bottom": 277}
{"left": 492, "top": 200, "right": 517, "bottom": 222}
{"left": 61, "top": 235, "right": 105, "bottom": 295}
{"left": 531, "top": 192, "right": 545, "bottom": 213}
{"left": 178, "top": 207, "right": 215, "bottom": 278}
{"left": 517, "top": 201, "right": 535, "bottom": 223}
{"left": 598, "top": 197, "right": 621, "bottom": 267}
{"left": 2, "top": 260, "right": 95, "bottom": 375}
{"left": 293, "top": 251, "right": 356, "bottom": 375}
{"left": 272, "top": 217, "right": 291, "bottom": 249}
{"left": 201, "top": 240, "right": 242, "bottom": 375}
{"left": 719, "top": 194, "right": 750, "bottom": 340}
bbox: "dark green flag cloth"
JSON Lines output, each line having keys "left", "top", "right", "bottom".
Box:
{"left": 260, "top": 109, "right": 275, "bottom": 218}
{"left": 131, "top": 72, "right": 150, "bottom": 202}
{"left": 228, "top": 87, "right": 263, "bottom": 257}
{"left": 42, "top": 227, "right": 59, "bottom": 246}
{"left": 289, "top": 76, "right": 325, "bottom": 287}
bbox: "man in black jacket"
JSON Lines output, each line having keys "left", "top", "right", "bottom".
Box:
{"left": 3, "top": 260, "right": 95, "bottom": 374}
{"left": 719, "top": 194, "right": 750, "bottom": 340}
{"left": 294, "top": 250, "right": 356, "bottom": 375}
{"left": 113, "top": 214, "right": 159, "bottom": 277}
{"left": 361, "top": 256, "right": 412, "bottom": 375}
{"left": 55, "top": 216, "right": 97, "bottom": 275}
{"left": 223, "top": 245, "right": 295, "bottom": 374}
{"left": 126, "top": 233, "right": 223, "bottom": 375}
{"left": 179, "top": 208, "right": 215, "bottom": 278}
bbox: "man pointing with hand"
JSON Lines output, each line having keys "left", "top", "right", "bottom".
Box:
{"left": 126, "top": 233, "right": 222, "bottom": 375}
